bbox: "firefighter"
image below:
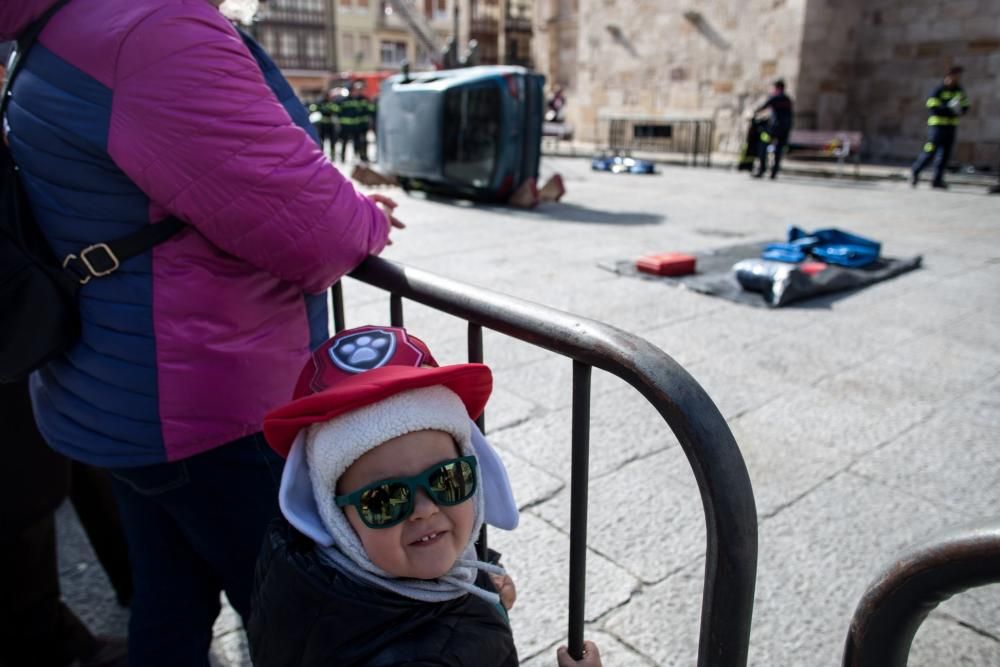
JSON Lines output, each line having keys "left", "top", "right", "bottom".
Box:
{"left": 911, "top": 66, "right": 970, "bottom": 190}
{"left": 336, "top": 80, "right": 376, "bottom": 163}
{"left": 307, "top": 89, "right": 339, "bottom": 158}
{"left": 751, "top": 79, "right": 794, "bottom": 180}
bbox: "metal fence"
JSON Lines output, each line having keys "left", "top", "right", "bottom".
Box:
{"left": 602, "top": 115, "right": 715, "bottom": 167}
{"left": 332, "top": 256, "right": 757, "bottom": 665}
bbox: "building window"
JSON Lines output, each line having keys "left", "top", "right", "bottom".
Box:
{"left": 306, "top": 34, "right": 327, "bottom": 59}
{"left": 343, "top": 33, "right": 356, "bottom": 63}
{"left": 280, "top": 31, "right": 297, "bottom": 57}
{"left": 380, "top": 40, "right": 407, "bottom": 67}
{"left": 360, "top": 35, "right": 372, "bottom": 63}
{"left": 340, "top": 0, "right": 351, "bottom": 6}
{"left": 259, "top": 28, "right": 277, "bottom": 54}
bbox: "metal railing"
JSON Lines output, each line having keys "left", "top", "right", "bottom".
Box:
{"left": 843, "top": 519, "right": 1000, "bottom": 667}
{"left": 602, "top": 115, "right": 715, "bottom": 167}
{"left": 332, "top": 256, "right": 757, "bottom": 664}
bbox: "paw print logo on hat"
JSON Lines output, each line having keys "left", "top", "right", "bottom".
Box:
{"left": 328, "top": 329, "right": 398, "bottom": 373}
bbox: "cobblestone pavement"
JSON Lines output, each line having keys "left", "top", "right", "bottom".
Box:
{"left": 58, "top": 157, "right": 1000, "bottom": 666}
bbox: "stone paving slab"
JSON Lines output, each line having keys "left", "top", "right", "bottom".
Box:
{"left": 603, "top": 472, "right": 989, "bottom": 666}
{"left": 489, "top": 385, "right": 681, "bottom": 485}
{"left": 851, "top": 410, "right": 1000, "bottom": 519}
{"left": 909, "top": 616, "right": 1000, "bottom": 667}
{"left": 532, "top": 450, "right": 705, "bottom": 584}
{"left": 489, "top": 514, "right": 639, "bottom": 660}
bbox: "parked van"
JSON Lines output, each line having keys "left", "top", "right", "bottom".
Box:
{"left": 376, "top": 66, "right": 544, "bottom": 202}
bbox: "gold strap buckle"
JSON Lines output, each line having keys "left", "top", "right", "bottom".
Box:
{"left": 62, "top": 243, "right": 120, "bottom": 285}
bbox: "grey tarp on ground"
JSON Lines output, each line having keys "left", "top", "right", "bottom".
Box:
{"left": 600, "top": 240, "right": 923, "bottom": 307}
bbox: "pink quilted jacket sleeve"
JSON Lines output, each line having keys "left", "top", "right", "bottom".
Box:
{"left": 107, "top": 3, "right": 388, "bottom": 294}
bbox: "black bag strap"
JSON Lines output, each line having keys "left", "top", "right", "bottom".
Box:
{"left": 1, "top": 0, "right": 72, "bottom": 113}
{"left": 3, "top": 0, "right": 185, "bottom": 287}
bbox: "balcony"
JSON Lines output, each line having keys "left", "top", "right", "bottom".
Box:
{"left": 258, "top": 7, "right": 327, "bottom": 25}
{"left": 506, "top": 14, "right": 532, "bottom": 33}
{"left": 377, "top": 6, "right": 409, "bottom": 29}
{"left": 470, "top": 16, "right": 498, "bottom": 35}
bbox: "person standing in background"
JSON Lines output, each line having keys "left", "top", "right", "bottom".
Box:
{"left": 337, "top": 80, "right": 376, "bottom": 163}
{"left": 752, "top": 79, "right": 794, "bottom": 180}
{"left": 911, "top": 66, "right": 970, "bottom": 190}
{"left": 307, "top": 89, "right": 339, "bottom": 158}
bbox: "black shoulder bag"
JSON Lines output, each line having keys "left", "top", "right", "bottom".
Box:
{"left": 0, "top": 2, "right": 184, "bottom": 382}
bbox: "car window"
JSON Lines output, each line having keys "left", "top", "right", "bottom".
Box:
{"left": 442, "top": 83, "right": 501, "bottom": 187}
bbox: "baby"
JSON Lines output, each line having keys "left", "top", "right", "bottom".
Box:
{"left": 248, "top": 325, "right": 602, "bottom": 666}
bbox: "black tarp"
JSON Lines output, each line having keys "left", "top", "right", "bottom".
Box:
{"left": 600, "top": 241, "right": 922, "bottom": 308}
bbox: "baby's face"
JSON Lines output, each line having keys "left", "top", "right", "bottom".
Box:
{"left": 338, "top": 429, "right": 476, "bottom": 579}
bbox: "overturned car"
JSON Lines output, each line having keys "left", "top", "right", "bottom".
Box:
{"left": 376, "top": 66, "right": 545, "bottom": 202}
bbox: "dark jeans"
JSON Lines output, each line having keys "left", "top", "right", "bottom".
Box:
{"left": 341, "top": 126, "right": 368, "bottom": 162}
{"left": 110, "top": 433, "right": 283, "bottom": 667}
{"left": 756, "top": 133, "right": 788, "bottom": 178}
{"left": 912, "top": 125, "right": 956, "bottom": 185}
{"left": 317, "top": 122, "right": 336, "bottom": 157}
{"left": 0, "top": 515, "right": 100, "bottom": 667}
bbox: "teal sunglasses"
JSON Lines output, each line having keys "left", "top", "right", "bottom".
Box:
{"left": 335, "top": 456, "right": 478, "bottom": 529}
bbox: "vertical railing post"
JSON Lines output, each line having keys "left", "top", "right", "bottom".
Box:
{"left": 332, "top": 282, "right": 345, "bottom": 333}
{"left": 468, "top": 322, "right": 489, "bottom": 561}
{"left": 567, "top": 361, "right": 592, "bottom": 660}
{"left": 390, "top": 294, "right": 404, "bottom": 327}
{"left": 693, "top": 121, "right": 701, "bottom": 166}
{"left": 708, "top": 120, "right": 714, "bottom": 168}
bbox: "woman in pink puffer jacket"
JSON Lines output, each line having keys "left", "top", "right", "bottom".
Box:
{"left": 2, "top": 0, "right": 401, "bottom": 663}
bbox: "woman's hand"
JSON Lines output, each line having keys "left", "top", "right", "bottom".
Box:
{"left": 556, "top": 641, "right": 602, "bottom": 666}
{"left": 369, "top": 193, "right": 405, "bottom": 246}
{"left": 490, "top": 573, "right": 517, "bottom": 611}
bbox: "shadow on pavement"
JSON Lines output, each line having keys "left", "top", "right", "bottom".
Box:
{"left": 416, "top": 193, "right": 665, "bottom": 226}
{"left": 759, "top": 174, "right": 883, "bottom": 189}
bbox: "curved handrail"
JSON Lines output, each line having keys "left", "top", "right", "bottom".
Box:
{"left": 348, "top": 256, "right": 758, "bottom": 666}
{"left": 843, "top": 520, "right": 1000, "bottom": 667}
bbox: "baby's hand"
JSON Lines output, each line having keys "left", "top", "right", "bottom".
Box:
{"left": 556, "top": 640, "right": 602, "bottom": 666}
{"left": 490, "top": 573, "right": 517, "bottom": 611}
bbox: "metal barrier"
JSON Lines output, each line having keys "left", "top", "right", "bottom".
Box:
{"left": 332, "top": 256, "right": 757, "bottom": 665}
{"left": 602, "top": 115, "right": 715, "bottom": 167}
{"left": 843, "top": 520, "right": 1000, "bottom": 667}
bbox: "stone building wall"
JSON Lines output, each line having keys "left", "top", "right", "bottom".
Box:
{"left": 538, "top": 0, "right": 1000, "bottom": 165}
{"left": 565, "top": 0, "right": 810, "bottom": 152}
{"left": 534, "top": 0, "right": 578, "bottom": 91}
{"left": 846, "top": 0, "right": 1000, "bottom": 165}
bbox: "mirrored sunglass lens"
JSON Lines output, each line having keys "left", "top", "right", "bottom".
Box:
{"left": 360, "top": 483, "right": 410, "bottom": 525}
{"left": 428, "top": 460, "right": 474, "bottom": 504}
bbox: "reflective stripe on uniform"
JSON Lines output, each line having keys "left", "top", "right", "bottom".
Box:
{"left": 928, "top": 115, "right": 959, "bottom": 126}
{"left": 923, "top": 142, "right": 935, "bottom": 152}
{"left": 926, "top": 97, "right": 941, "bottom": 108}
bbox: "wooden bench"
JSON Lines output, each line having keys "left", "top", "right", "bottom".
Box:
{"left": 787, "top": 129, "right": 864, "bottom": 177}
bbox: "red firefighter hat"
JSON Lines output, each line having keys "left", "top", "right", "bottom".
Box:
{"left": 263, "top": 325, "right": 492, "bottom": 458}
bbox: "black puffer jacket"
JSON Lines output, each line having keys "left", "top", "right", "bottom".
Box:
{"left": 248, "top": 520, "right": 519, "bottom": 667}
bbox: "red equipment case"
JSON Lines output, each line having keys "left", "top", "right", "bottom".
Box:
{"left": 636, "top": 252, "right": 697, "bottom": 276}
